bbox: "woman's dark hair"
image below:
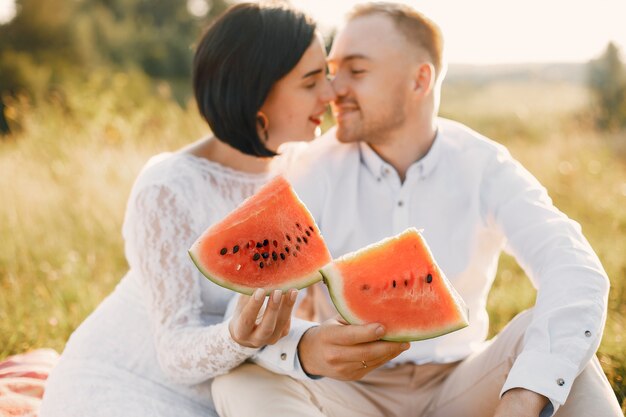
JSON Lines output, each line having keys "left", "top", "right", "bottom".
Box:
{"left": 193, "top": 2, "right": 316, "bottom": 157}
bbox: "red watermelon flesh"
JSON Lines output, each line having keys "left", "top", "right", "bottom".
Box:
{"left": 320, "top": 228, "right": 469, "bottom": 342}
{"left": 189, "top": 175, "right": 332, "bottom": 295}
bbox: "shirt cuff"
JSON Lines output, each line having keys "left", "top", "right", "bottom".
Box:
{"left": 251, "top": 318, "right": 318, "bottom": 380}
{"left": 501, "top": 350, "right": 580, "bottom": 416}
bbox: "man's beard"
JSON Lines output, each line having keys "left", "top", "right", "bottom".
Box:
{"left": 335, "top": 94, "right": 407, "bottom": 144}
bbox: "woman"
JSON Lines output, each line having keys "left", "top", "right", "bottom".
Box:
{"left": 40, "top": 3, "right": 334, "bottom": 416}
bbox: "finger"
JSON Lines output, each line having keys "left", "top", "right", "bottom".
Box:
{"left": 235, "top": 288, "right": 266, "bottom": 338}
{"left": 280, "top": 317, "right": 291, "bottom": 337}
{"left": 269, "top": 289, "right": 297, "bottom": 340}
{"left": 323, "top": 320, "right": 385, "bottom": 346}
{"left": 361, "top": 342, "right": 410, "bottom": 368}
{"left": 253, "top": 290, "right": 284, "bottom": 341}
{"left": 359, "top": 341, "right": 410, "bottom": 365}
{"left": 295, "top": 289, "right": 314, "bottom": 320}
{"left": 330, "top": 340, "right": 408, "bottom": 366}
{"left": 233, "top": 293, "right": 249, "bottom": 315}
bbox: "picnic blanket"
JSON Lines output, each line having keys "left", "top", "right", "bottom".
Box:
{"left": 0, "top": 349, "right": 59, "bottom": 417}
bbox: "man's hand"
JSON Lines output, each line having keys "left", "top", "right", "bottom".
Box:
{"left": 297, "top": 316, "right": 409, "bottom": 380}
{"left": 494, "top": 388, "right": 550, "bottom": 417}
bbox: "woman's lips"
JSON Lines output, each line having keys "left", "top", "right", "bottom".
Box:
{"left": 309, "top": 116, "right": 322, "bottom": 125}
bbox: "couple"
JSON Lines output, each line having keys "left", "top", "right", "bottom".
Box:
{"left": 40, "top": 2, "right": 621, "bottom": 417}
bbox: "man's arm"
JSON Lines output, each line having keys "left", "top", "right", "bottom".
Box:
{"left": 494, "top": 389, "right": 550, "bottom": 417}
{"left": 482, "top": 146, "right": 610, "bottom": 416}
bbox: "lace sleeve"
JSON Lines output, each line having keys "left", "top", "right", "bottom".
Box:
{"left": 126, "top": 183, "right": 258, "bottom": 385}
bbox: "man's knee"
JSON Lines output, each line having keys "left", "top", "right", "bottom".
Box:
{"left": 212, "top": 363, "right": 264, "bottom": 400}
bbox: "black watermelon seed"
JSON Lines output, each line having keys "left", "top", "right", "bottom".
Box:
{"left": 305, "top": 230, "right": 311, "bottom": 237}
{"left": 253, "top": 253, "right": 260, "bottom": 261}
{"left": 272, "top": 252, "right": 277, "bottom": 261}
{"left": 308, "top": 226, "right": 314, "bottom": 232}
{"left": 302, "top": 237, "right": 308, "bottom": 244}
{"left": 361, "top": 284, "right": 370, "bottom": 290}
{"left": 262, "top": 252, "right": 269, "bottom": 259}
{"left": 286, "top": 234, "right": 291, "bottom": 241}
{"left": 280, "top": 253, "right": 285, "bottom": 260}
{"left": 220, "top": 248, "right": 227, "bottom": 255}
{"left": 263, "top": 239, "right": 269, "bottom": 246}
{"left": 233, "top": 245, "right": 239, "bottom": 254}
{"left": 256, "top": 242, "right": 263, "bottom": 248}
{"left": 259, "top": 262, "right": 264, "bottom": 269}
{"left": 285, "top": 247, "right": 290, "bottom": 253}
{"left": 273, "top": 240, "right": 278, "bottom": 247}
{"left": 296, "top": 245, "right": 300, "bottom": 251}
{"left": 404, "top": 279, "right": 408, "bottom": 287}
{"left": 392, "top": 280, "right": 396, "bottom": 288}
{"left": 297, "top": 237, "right": 302, "bottom": 243}
{"left": 296, "top": 223, "right": 301, "bottom": 229}
{"left": 426, "top": 274, "right": 433, "bottom": 283}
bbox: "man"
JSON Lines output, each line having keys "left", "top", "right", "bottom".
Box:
{"left": 212, "top": 3, "right": 621, "bottom": 416}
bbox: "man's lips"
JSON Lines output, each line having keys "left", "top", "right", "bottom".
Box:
{"left": 332, "top": 102, "right": 359, "bottom": 119}
{"left": 333, "top": 107, "right": 359, "bottom": 120}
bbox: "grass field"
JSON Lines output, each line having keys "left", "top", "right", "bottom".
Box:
{"left": 1, "top": 74, "right": 625, "bottom": 410}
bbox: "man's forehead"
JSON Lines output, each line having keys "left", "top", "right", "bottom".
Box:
{"left": 329, "top": 14, "right": 404, "bottom": 62}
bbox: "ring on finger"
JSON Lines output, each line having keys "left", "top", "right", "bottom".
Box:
{"left": 361, "top": 360, "right": 368, "bottom": 369}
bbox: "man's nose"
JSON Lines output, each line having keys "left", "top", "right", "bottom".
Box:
{"left": 330, "top": 74, "right": 348, "bottom": 97}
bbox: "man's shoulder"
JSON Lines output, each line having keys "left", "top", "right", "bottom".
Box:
{"left": 282, "top": 127, "right": 360, "bottom": 172}
{"left": 308, "top": 127, "right": 359, "bottom": 158}
{"left": 437, "top": 117, "right": 511, "bottom": 160}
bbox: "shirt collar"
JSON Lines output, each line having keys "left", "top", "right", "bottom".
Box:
{"left": 358, "top": 126, "right": 442, "bottom": 180}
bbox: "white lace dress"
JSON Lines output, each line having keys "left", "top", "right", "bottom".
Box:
{"left": 40, "top": 150, "right": 294, "bottom": 417}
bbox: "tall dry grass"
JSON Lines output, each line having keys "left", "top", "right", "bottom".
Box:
{"left": 1, "top": 74, "right": 624, "bottom": 409}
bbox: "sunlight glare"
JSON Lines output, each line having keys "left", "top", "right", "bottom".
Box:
{"left": 289, "top": 0, "right": 626, "bottom": 64}
{"left": 0, "top": 0, "right": 17, "bottom": 25}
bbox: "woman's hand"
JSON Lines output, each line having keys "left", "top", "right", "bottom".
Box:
{"left": 229, "top": 288, "right": 297, "bottom": 348}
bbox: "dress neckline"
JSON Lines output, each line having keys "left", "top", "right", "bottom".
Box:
{"left": 176, "top": 152, "right": 274, "bottom": 182}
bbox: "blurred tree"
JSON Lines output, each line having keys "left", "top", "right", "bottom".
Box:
{"left": 0, "top": 0, "right": 230, "bottom": 135}
{"left": 588, "top": 42, "right": 626, "bottom": 131}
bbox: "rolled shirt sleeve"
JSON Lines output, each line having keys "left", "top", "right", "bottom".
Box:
{"left": 483, "top": 146, "right": 610, "bottom": 413}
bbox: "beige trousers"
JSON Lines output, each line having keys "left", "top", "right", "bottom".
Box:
{"left": 212, "top": 311, "right": 622, "bottom": 417}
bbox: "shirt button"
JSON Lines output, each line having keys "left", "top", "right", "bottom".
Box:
{"left": 397, "top": 200, "right": 404, "bottom": 207}
{"left": 556, "top": 378, "right": 565, "bottom": 386}
{"left": 280, "top": 353, "right": 287, "bottom": 360}
{"left": 585, "top": 330, "right": 592, "bottom": 337}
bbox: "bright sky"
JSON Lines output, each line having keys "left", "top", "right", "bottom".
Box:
{"left": 1, "top": 0, "right": 625, "bottom": 64}
{"left": 291, "top": 0, "right": 626, "bottom": 64}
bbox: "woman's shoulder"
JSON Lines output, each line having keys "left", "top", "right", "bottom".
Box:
{"left": 132, "top": 152, "right": 199, "bottom": 192}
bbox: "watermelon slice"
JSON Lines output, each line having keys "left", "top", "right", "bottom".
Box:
{"left": 189, "top": 175, "right": 332, "bottom": 295}
{"left": 320, "top": 228, "right": 469, "bottom": 342}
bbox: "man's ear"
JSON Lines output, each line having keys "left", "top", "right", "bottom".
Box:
{"left": 412, "top": 62, "right": 435, "bottom": 97}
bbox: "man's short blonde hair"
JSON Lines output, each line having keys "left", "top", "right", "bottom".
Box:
{"left": 347, "top": 2, "right": 444, "bottom": 78}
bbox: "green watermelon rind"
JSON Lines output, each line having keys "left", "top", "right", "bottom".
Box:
{"left": 319, "top": 228, "right": 470, "bottom": 342}
{"left": 321, "top": 264, "right": 468, "bottom": 342}
{"left": 189, "top": 248, "right": 323, "bottom": 296}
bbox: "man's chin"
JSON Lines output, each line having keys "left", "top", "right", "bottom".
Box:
{"left": 335, "top": 125, "right": 360, "bottom": 143}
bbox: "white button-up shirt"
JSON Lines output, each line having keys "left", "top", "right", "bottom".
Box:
{"left": 253, "top": 118, "right": 609, "bottom": 415}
